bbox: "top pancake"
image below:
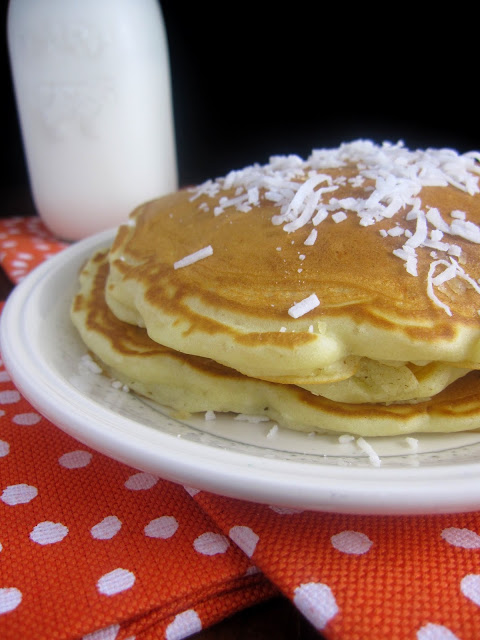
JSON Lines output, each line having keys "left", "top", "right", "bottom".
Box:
{"left": 105, "top": 140, "right": 480, "bottom": 381}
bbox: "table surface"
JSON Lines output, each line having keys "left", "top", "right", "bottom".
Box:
{"left": 0, "top": 187, "right": 324, "bottom": 640}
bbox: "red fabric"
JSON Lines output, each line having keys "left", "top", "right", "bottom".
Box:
{"left": 1, "top": 216, "right": 480, "bottom": 640}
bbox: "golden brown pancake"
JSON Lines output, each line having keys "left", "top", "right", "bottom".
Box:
{"left": 70, "top": 249, "right": 480, "bottom": 436}
{"left": 104, "top": 142, "right": 480, "bottom": 390}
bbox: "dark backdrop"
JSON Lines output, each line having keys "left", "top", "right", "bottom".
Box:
{"left": 1, "top": 1, "right": 478, "bottom": 209}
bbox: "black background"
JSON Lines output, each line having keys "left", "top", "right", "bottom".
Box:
{"left": 1, "top": 1, "right": 478, "bottom": 209}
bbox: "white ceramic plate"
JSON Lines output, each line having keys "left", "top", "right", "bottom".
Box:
{"left": 3, "top": 229, "right": 480, "bottom": 515}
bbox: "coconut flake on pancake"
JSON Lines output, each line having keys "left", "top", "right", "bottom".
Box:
{"left": 174, "top": 245, "right": 213, "bottom": 269}
{"left": 288, "top": 294, "right": 320, "bottom": 319}
{"left": 188, "top": 140, "right": 480, "bottom": 317}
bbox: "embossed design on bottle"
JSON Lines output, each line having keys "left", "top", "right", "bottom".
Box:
{"left": 14, "top": 19, "right": 115, "bottom": 140}
{"left": 37, "top": 79, "right": 116, "bottom": 139}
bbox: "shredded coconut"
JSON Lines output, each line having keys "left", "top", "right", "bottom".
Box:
{"left": 174, "top": 245, "right": 213, "bottom": 269}
{"left": 80, "top": 354, "right": 102, "bottom": 374}
{"left": 338, "top": 434, "right": 355, "bottom": 443}
{"left": 356, "top": 437, "right": 381, "bottom": 467}
{"left": 111, "top": 380, "right": 129, "bottom": 392}
{"left": 331, "top": 211, "right": 348, "bottom": 223}
{"left": 405, "top": 436, "right": 419, "bottom": 451}
{"left": 188, "top": 140, "right": 480, "bottom": 317}
{"left": 387, "top": 226, "right": 405, "bottom": 237}
{"left": 426, "top": 257, "right": 480, "bottom": 315}
{"left": 304, "top": 228, "right": 317, "bottom": 245}
{"left": 288, "top": 294, "right": 320, "bottom": 318}
{"left": 266, "top": 424, "right": 279, "bottom": 439}
{"left": 234, "top": 414, "right": 270, "bottom": 423}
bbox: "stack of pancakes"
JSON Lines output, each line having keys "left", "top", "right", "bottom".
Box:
{"left": 71, "top": 140, "right": 480, "bottom": 436}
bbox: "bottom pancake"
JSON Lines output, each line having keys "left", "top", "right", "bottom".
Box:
{"left": 70, "top": 249, "right": 480, "bottom": 437}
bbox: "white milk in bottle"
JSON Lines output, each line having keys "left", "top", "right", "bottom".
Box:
{"left": 7, "top": 0, "right": 177, "bottom": 241}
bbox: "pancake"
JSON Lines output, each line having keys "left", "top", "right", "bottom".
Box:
{"left": 70, "top": 249, "right": 480, "bottom": 437}
{"left": 104, "top": 140, "right": 480, "bottom": 388}
{"left": 70, "top": 139, "right": 480, "bottom": 437}
{"left": 295, "top": 359, "right": 469, "bottom": 404}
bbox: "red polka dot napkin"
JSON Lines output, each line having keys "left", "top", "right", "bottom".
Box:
{"left": 2, "top": 216, "right": 480, "bottom": 640}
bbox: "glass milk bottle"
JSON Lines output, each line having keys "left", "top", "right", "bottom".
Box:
{"left": 7, "top": 0, "right": 177, "bottom": 241}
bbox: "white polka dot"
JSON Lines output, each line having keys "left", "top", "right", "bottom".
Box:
{"left": 229, "top": 525, "right": 259, "bottom": 558}
{"left": 165, "top": 609, "right": 202, "bottom": 640}
{"left": 0, "top": 390, "right": 20, "bottom": 404}
{"left": 124, "top": 472, "right": 158, "bottom": 491}
{"left": 0, "top": 440, "right": 9, "bottom": 457}
{"left": 59, "top": 450, "right": 92, "bottom": 469}
{"left": 0, "top": 371, "right": 11, "bottom": 382}
{"left": 269, "top": 505, "right": 304, "bottom": 515}
{"left": 11, "top": 260, "right": 28, "bottom": 268}
{"left": 1, "top": 483, "right": 38, "bottom": 505}
{"left": 330, "top": 530, "right": 373, "bottom": 555}
{"left": 183, "top": 486, "right": 200, "bottom": 497}
{"left": 193, "top": 532, "right": 230, "bottom": 556}
{"left": 461, "top": 574, "right": 480, "bottom": 606}
{"left": 82, "top": 623, "right": 120, "bottom": 640}
{"left": 441, "top": 527, "right": 480, "bottom": 549}
{"left": 293, "top": 582, "right": 339, "bottom": 630}
{"left": 417, "top": 622, "right": 460, "bottom": 639}
{"left": 144, "top": 516, "right": 179, "bottom": 539}
{"left": 97, "top": 568, "right": 136, "bottom": 596}
{"left": 12, "top": 412, "right": 42, "bottom": 426}
{"left": 0, "top": 587, "right": 22, "bottom": 614}
{"left": 91, "top": 516, "right": 122, "bottom": 540}
{"left": 30, "top": 521, "right": 69, "bottom": 545}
